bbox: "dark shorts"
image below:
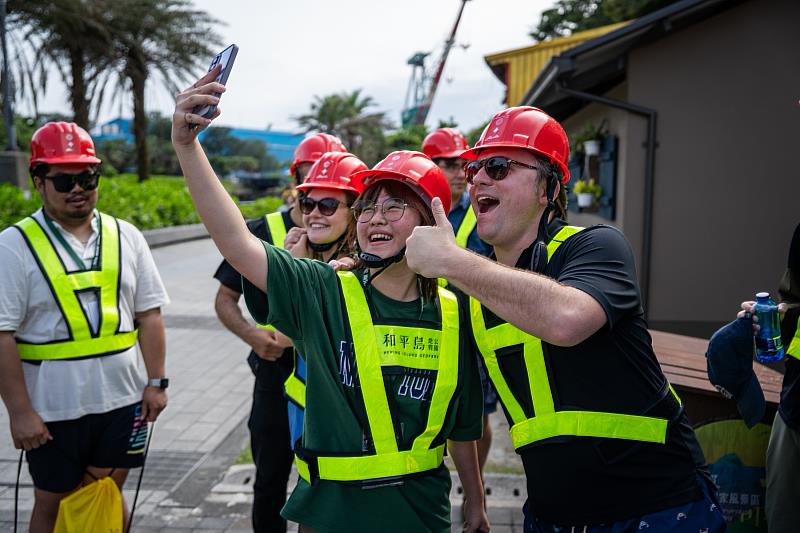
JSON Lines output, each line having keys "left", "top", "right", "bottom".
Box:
{"left": 523, "top": 474, "right": 726, "bottom": 532}
{"left": 26, "top": 402, "right": 148, "bottom": 493}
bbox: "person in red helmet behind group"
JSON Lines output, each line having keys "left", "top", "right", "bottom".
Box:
{"left": 212, "top": 134, "right": 345, "bottom": 532}
{"left": 290, "top": 132, "right": 347, "bottom": 185}
{"left": 171, "top": 67, "right": 488, "bottom": 532}
{"left": 406, "top": 106, "right": 725, "bottom": 532}
{"left": 422, "top": 128, "right": 490, "bottom": 257}
{"left": 0, "top": 122, "right": 169, "bottom": 532}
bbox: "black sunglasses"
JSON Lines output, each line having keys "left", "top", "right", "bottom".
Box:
{"left": 44, "top": 171, "right": 99, "bottom": 193}
{"left": 465, "top": 156, "right": 538, "bottom": 184}
{"left": 298, "top": 196, "right": 343, "bottom": 216}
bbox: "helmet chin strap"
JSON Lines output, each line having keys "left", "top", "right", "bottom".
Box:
{"left": 358, "top": 247, "right": 407, "bottom": 286}
{"left": 530, "top": 175, "right": 558, "bottom": 274}
{"left": 308, "top": 234, "right": 344, "bottom": 253}
{"left": 540, "top": 176, "right": 558, "bottom": 241}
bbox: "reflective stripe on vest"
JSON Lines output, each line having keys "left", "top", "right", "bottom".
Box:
{"left": 14, "top": 214, "right": 138, "bottom": 361}
{"left": 787, "top": 319, "right": 800, "bottom": 360}
{"left": 265, "top": 212, "right": 287, "bottom": 249}
{"left": 438, "top": 206, "right": 480, "bottom": 287}
{"left": 284, "top": 351, "right": 306, "bottom": 408}
{"left": 470, "top": 225, "right": 673, "bottom": 450}
{"left": 454, "top": 205, "right": 477, "bottom": 249}
{"left": 298, "top": 270, "right": 460, "bottom": 483}
{"left": 258, "top": 212, "right": 288, "bottom": 332}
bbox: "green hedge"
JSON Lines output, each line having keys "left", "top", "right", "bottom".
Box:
{"left": 0, "top": 174, "right": 282, "bottom": 232}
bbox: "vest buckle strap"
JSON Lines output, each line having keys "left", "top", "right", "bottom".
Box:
{"left": 296, "top": 445, "right": 445, "bottom": 485}
{"left": 295, "top": 454, "right": 319, "bottom": 485}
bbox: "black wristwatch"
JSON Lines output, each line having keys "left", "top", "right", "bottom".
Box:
{"left": 148, "top": 378, "right": 169, "bottom": 389}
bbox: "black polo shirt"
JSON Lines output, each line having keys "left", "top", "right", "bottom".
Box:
{"left": 213, "top": 211, "right": 296, "bottom": 388}
{"left": 482, "top": 219, "right": 707, "bottom": 525}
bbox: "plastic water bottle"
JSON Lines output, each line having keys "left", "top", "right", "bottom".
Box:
{"left": 753, "top": 292, "right": 784, "bottom": 362}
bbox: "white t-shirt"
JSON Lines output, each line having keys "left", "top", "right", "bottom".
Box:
{"left": 0, "top": 209, "right": 169, "bottom": 422}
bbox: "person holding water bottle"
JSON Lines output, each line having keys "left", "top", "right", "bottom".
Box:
{"left": 734, "top": 222, "right": 800, "bottom": 533}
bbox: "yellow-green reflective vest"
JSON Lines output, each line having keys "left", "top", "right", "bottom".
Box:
{"left": 14, "top": 214, "right": 138, "bottom": 361}
{"left": 454, "top": 205, "right": 477, "bottom": 249}
{"left": 787, "top": 318, "right": 800, "bottom": 360}
{"left": 296, "top": 270, "right": 460, "bottom": 484}
{"left": 265, "top": 212, "right": 287, "bottom": 249}
{"left": 284, "top": 351, "right": 306, "bottom": 408}
{"left": 258, "top": 212, "right": 289, "bottom": 332}
{"left": 269, "top": 209, "right": 302, "bottom": 406}
{"left": 438, "top": 206, "right": 479, "bottom": 288}
{"left": 470, "top": 225, "right": 680, "bottom": 451}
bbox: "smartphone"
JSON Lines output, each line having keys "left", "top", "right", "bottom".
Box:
{"left": 193, "top": 44, "right": 238, "bottom": 119}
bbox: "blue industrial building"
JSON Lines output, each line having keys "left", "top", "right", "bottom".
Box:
{"left": 93, "top": 117, "right": 305, "bottom": 167}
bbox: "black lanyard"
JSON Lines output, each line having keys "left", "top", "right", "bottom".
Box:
{"left": 42, "top": 210, "right": 102, "bottom": 270}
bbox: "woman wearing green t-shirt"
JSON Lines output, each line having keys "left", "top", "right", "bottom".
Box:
{"left": 171, "top": 69, "right": 488, "bottom": 533}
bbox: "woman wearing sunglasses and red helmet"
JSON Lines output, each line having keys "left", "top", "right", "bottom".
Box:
{"left": 283, "top": 151, "right": 365, "bottom": 263}
{"left": 280, "top": 151, "right": 365, "bottom": 462}
{"left": 171, "top": 67, "right": 488, "bottom": 533}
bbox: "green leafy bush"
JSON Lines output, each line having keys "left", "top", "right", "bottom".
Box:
{"left": 239, "top": 196, "right": 284, "bottom": 220}
{"left": 0, "top": 183, "right": 41, "bottom": 229}
{"left": 0, "top": 174, "right": 282, "bottom": 232}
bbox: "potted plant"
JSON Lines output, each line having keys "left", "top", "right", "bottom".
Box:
{"left": 578, "top": 121, "right": 608, "bottom": 157}
{"left": 573, "top": 178, "right": 602, "bottom": 208}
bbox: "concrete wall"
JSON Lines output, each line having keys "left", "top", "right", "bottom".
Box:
{"left": 560, "top": 0, "right": 800, "bottom": 337}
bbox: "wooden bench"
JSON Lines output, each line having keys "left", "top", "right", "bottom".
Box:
{"left": 650, "top": 330, "right": 783, "bottom": 425}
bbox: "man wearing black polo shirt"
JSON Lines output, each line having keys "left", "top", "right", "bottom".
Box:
{"left": 735, "top": 222, "right": 800, "bottom": 532}
{"left": 767, "top": 223, "right": 800, "bottom": 532}
{"left": 406, "top": 106, "right": 724, "bottom": 531}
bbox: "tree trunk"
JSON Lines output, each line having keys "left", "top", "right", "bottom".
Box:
{"left": 127, "top": 53, "right": 149, "bottom": 182}
{"left": 68, "top": 47, "right": 90, "bottom": 128}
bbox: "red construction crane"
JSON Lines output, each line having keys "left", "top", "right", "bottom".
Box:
{"left": 402, "top": 0, "right": 470, "bottom": 128}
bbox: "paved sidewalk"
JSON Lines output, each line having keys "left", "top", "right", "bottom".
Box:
{"left": 0, "top": 238, "right": 526, "bottom": 532}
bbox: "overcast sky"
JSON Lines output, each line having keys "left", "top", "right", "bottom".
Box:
{"left": 33, "top": 0, "right": 549, "bottom": 134}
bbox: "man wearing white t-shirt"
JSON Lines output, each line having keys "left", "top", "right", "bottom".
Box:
{"left": 0, "top": 122, "right": 169, "bottom": 533}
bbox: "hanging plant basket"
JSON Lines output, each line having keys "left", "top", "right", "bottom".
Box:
{"left": 577, "top": 192, "right": 594, "bottom": 208}
{"left": 583, "top": 140, "right": 601, "bottom": 157}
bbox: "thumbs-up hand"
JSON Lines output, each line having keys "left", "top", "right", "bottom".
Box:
{"left": 406, "top": 197, "right": 460, "bottom": 279}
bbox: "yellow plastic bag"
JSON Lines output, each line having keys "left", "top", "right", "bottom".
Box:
{"left": 54, "top": 476, "right": 123, "bottom": 533}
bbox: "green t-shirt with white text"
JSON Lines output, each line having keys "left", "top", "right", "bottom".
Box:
{"left": 243, "top": 243, "right": 483, "bottom": 533}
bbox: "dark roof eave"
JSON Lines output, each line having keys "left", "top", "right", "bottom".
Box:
{"left": 522, "top": 0, "right": 741, "bottom": 111}
{"left": 523, "top": 56, "right": 566, "bottom": 108}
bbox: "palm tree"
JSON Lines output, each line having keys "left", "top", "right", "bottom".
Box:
{"left": 295, "top": 90, "right": 391, "bottom": 165}
{"left": 7, "top": 0, "right": 113, "bottom": 128}
{"left": 100, "top": 0, "right": 221, "bottom": 181}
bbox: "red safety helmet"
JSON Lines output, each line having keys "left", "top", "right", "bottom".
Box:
{"left": 296, "top": 152, "right": 367, "bottom": 196}
{"left": 350, "top": 151, "right": 452, "bottom": 215}
{"left": 421, "top": 128, "right": 469, "bottom": 160}
{"left": 290, "top": 133, "right": 347, "bottom": 177}
{"left": 29, "top": 122, "right": 101, "bottom": 169}
{"left": 461, "top": 106, "right": 570, "bottom": 184}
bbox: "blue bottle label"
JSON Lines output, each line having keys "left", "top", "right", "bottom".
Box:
{"left": 755, "top": 335, "right": 783, "bottom": 353}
